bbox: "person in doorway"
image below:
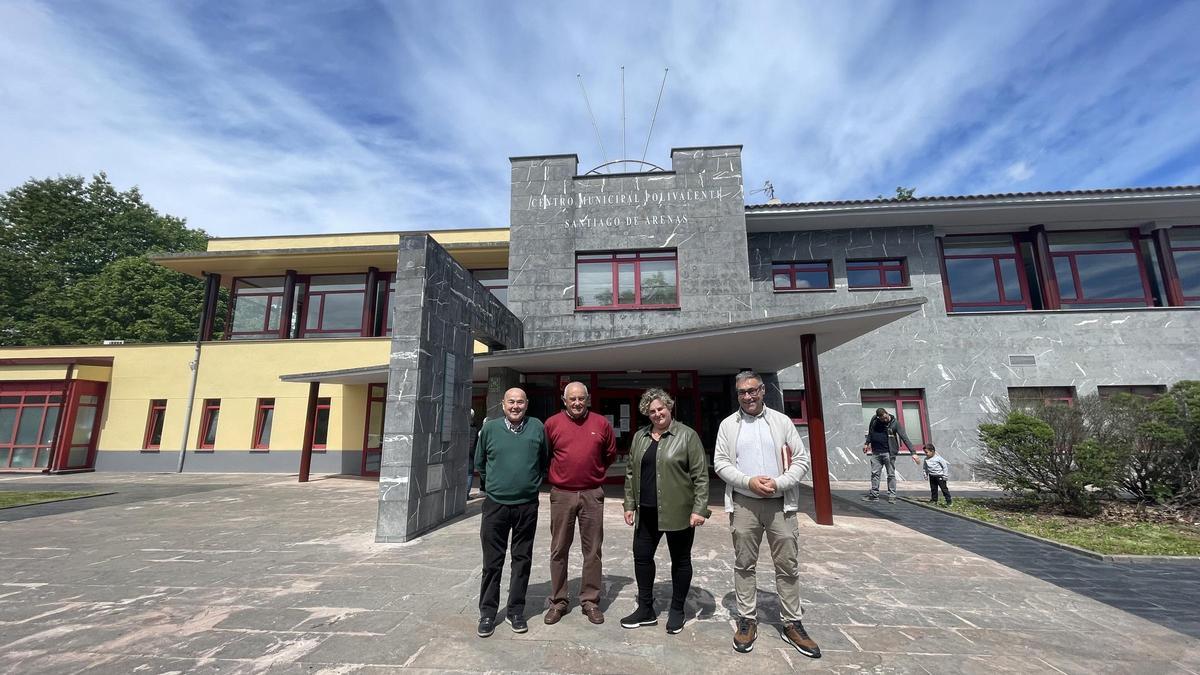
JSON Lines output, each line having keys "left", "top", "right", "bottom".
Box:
{"left": 543, "top": 381, "right": 617, "bottom": 626}
{"left": 861, "top": 407, "right": 914, "bottom": 504}
{"left": 620, "top": 388, "right": 711, "bottom": 634}
{"left": 474, "top": 388, "right": 548, "bottom": 638}
{"left": 713, "top": 370, "right": 821, "bottom": 659}
{"left": 920, "top": 443, "right": 951, "bottom": 505}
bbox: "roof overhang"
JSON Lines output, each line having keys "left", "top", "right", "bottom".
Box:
{"left": 470, "top": 298, "right": 926, "bottom": 379}
{"left": 278, "top": 298, "right": 925, "bottom": 385}
{"left": 745, "top": 189, "right": 1200, "bottom": 234}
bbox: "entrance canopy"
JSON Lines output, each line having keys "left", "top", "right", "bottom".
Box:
{"left": 469, "top": 297, "right": 926, "bottom": 380}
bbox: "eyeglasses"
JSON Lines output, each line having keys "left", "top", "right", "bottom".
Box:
{"left": 736, "top": 386, "right": 764, "bottom": 397}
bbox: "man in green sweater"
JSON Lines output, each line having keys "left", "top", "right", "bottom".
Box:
{"left": 474, "top": 387, "right": 549, "bottom": 638}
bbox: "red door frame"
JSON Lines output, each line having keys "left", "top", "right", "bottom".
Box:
{"left": 0, "top": 381, "right": 67, "bottom": 471}
{"left": 50, "top": 380, "right": 107, "bottom": 472}
{"left": 360, "top": 383, "right": 386, "bottom": 477}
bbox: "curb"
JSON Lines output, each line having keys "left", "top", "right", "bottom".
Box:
{"left": 897, "top": 496, "right": 1200, "bottom": 565}
{"left": 0, "top": 491, "right": 116, "bottom": 511}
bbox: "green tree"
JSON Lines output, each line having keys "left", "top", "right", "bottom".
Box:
{"left": 0, "top": 173, "right": 211, "bottom": 345}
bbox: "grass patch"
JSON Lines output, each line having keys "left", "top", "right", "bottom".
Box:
{"left": 0, "top": 491, "right": 99, "bottom": 509}
{"left": 943, "top": 498, "right": 1200, "bottom": 556}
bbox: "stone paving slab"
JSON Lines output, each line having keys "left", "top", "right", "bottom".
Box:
{"left": 0, "top": 473, "right": 1198, "bottom": 674}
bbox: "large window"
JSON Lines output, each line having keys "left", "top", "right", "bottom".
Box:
{"left": 860, "top": 389, "right": 927, "bottom": 454}
{"left": 198, "top": 399, "right": 221, "bottom": 450}
{"left": 575, "top": 250, "right": 679, "bottom": 309}
{"left": 1048, "top": 231, "right": 1152, "bottom": 308}
{"left": 1008, "top": 386, "right": 1076, "bottom": 409}
{"left": 0, "top": 386, "right": 62, "bottom": 469}
{"left": 143, "top": 399, "right": 167, "bottom": 451}
{"left": 303, "top": 274, "right": 367, "bottom": 337}
{"left": 1169, "top": 227, "right": 1200, "bottom": 305}
{"left": 229, "top": 277, "right": 286, "bottom": 340}
{"left": 772, "top": 261, "right": 833, "bottom": 292}
{"left": 252, "top": 398, "right": 275, "bottom": 450}
{"left": 941, "top": 235, "right": 1030, "bottom": 311}
{"left": 1097, "top": 385, "right": 1166, "bottom": 400}
{"left": 847, "top": 258, "right": 908, "bottom": 289}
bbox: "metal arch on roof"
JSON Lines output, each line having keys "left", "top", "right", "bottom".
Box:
{"left": 583, "top": 159, "right": 668, "bottom": 175}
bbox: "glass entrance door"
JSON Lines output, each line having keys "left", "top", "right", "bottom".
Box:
{"left": 361, "top": 383, "right": 386, "bottom": 477}
{"left": 593, "top": 388, "right": 648, "bottom": 482}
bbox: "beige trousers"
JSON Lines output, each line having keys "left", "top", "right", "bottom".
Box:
{"left": 730, "top": 491, "right": 802, "bottom": 621}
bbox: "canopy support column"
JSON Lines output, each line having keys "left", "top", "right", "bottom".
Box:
{"left": 801, "top": 333, "right": 833, "bottom": 525}
{"left": 298, "top": 381, "right": 319, "bottom": 482}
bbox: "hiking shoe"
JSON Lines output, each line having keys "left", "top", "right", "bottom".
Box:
{"left": 477, "top": 616, "right": 495, "bottom": 638}
{"left": 665, "top": 608, "right": 685, "bottom": 634}
{"left": 733, "top": 616, "right": 757, "bottom": 653}
{"left": 861, "top": 495, "right": 879, "bottom": 502}
{"left": 781, "top": 620, "right": 821, "bottom": 658}
{"left": 506, "top": 614, "right": 528, "bottom": 633}
{"left": 620, "top": 604, "right": 657, "bottom": 629}
{"left": 543, "top": 604, "right": 566, "bottom": 625}
{"left": 887, "top": 495, "right": 896, "bottom": 504}
{"left": 582, "top": 602, "right": 605, "bottom": 625}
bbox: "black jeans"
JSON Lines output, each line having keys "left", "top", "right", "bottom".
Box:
{"left": 928, "top": 476, "right": 951, "bottom": 502}
{"left": 479, "top": 497, "right": 539, "bottom": 620}
{"left": 632, "top": 507, "right": 695, "bottom": 611}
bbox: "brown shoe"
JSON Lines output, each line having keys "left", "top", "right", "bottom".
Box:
{"left": 544, "top": 604, "right": 566, "bottom": 625}
{"left": 781, "top": 620, "right": 821, "bottom": 658}
{"left": 582, "top": 602, "right": 605, "bottom": 625}
{"left": 733, "top": 616, "right": 757, "bottom": 653}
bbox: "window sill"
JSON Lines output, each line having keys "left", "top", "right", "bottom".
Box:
{"left": 575, "top": 305, "right": 682, "bottom": 312}
{"left": 773, "top": 288, "right": 836, "bottom": 294}
{"left": 195, "top": 448, "right": 215, "bottom": 453}
{"left": 140, "top": 448, "right": 160, "bottom": 453}
{"left": 848, "top": 286, "right": 912, "bottom": 291}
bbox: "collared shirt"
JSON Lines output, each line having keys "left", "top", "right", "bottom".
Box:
{"left": 504, "top": 416, "right": 527, "bottom": 434}
{"left": 734, "top": 408, "right": 777, "bottom": 498}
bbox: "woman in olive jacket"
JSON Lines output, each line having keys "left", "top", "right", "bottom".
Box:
{"left": 620, "top": 387, "right": 712, "bottom": 635}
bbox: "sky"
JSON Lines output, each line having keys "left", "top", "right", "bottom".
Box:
{"left": 2, "top": 1, "right": 1199, "bottom": 237}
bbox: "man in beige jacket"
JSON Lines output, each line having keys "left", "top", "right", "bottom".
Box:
{"left": 713, "top": 370, "right": 820, "bottom": 659}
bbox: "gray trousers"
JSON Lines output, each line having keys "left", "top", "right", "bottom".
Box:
{"left": 869, "top": 453, "right": 896, "bottom": 497}
{"left": 730, "top": 492, "right": 802, "bottom": 622}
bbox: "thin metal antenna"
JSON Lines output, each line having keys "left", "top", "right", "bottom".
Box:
{"left": 641, "top": 68, "right": 668, "bottom": 162}
{"left": 621, "top": 66, "right": 626, "bottom": 173}
{"left": 577, "top": 74, "right": 609, "bottom": 171}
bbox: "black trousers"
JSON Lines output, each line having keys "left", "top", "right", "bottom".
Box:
{"left": 632, "top": 507, "right": 696, "bottom": 611}
{"left": 479, "top": 497, "right": 539, "bottom": 620}
{"left": 928, "top": 476, "right": 951, "bottom": 502}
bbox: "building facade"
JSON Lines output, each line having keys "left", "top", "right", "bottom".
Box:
{"left": 2, "top": 145, "right": 1199, "bottom": 538}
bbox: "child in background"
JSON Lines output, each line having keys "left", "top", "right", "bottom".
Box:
{"left": 921, "top": 443, "right": 951, "bottom": 505}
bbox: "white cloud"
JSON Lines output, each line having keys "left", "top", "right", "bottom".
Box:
{"left": 1005, "top": 161, "right": 1034, "bottom": 183}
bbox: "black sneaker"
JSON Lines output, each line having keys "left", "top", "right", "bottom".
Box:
{"left": 861, "top": 495, "right": 879, "bottom": 502}
{"left": 620, "top": 604, "right": 657, "bottom": 629}
{"left": 477, "top": 616, "right": 495, "bottom": 638}
{"left": 781, "top": 620, "right": 821, "bottom": 658}
{"left": 665, "top": 608, "right": 685, "bottom": 634}
{"left": 506, "top": 614, "right": 528, "bottom": 633}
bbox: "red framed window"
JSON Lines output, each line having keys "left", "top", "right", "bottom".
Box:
{"left": 313, "top": 397, "right": 331, "bottom": 451}
{"left": 782, "top": 389, "right": 807, "bottom": 425}
{"left": 941, "top": 235, "right": 1032, "bottom": 311}
{"left": 0, "top": 384, "right": 63, "bottom": 469}
{"left": 302, "top": 274, "right": 367, "bottom": 337}
{"left": 1008, "top": 386, "right": 1076, "bottom": 409}
{"left": 772, "top": 261, "right": 833, "bottom": 291}
{"left": 473, "top": 269, "right": 509, "bottom": 306}
{"left": 575, "top": 250, "right": 679, "bottom": 310}
{"left": 198, "top": 399, "right": 221, "bottom": 450}
{"left": 1168, "top": 227, "right": 1200, "bottom": 305}
{"left": 142, "top": 399, "right": 167, "bottom": 451}
{"left": 847, "top": 258, "right": 908, "bottom": 289}
{"left": 252, "top": 398, "right": 275, "bottom": 450}
{"left": 229, "top": 277, "right": 287, "bottom": 340}
{"left": 1048, "top": 231, "right": 1153, "bottom": 308}
{"left": 1097, "top": 385, "right": 1167, "bottom": 400}
{"left": 860, "top": 389, "right": 928, "bottom": 453}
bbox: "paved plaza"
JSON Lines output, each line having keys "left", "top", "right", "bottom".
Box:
{"left": 1, "top": 473, "right": 1199, "bottom": 674}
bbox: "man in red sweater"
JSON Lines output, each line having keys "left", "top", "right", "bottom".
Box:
{"left": 542, "top": 381, "right": 616, "bottom": 625}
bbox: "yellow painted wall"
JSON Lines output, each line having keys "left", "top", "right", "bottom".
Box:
{"left": 0, "top": 339, "right": 390, "bottom": 454}
{"left": 206, "top": 228, "right": 509, "bottom": 253}
{"left": 0, "top": 364, "right": 71, "bottom": 381}
{"left": 74, "top": 365, "right": 113, "bottom": 382}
